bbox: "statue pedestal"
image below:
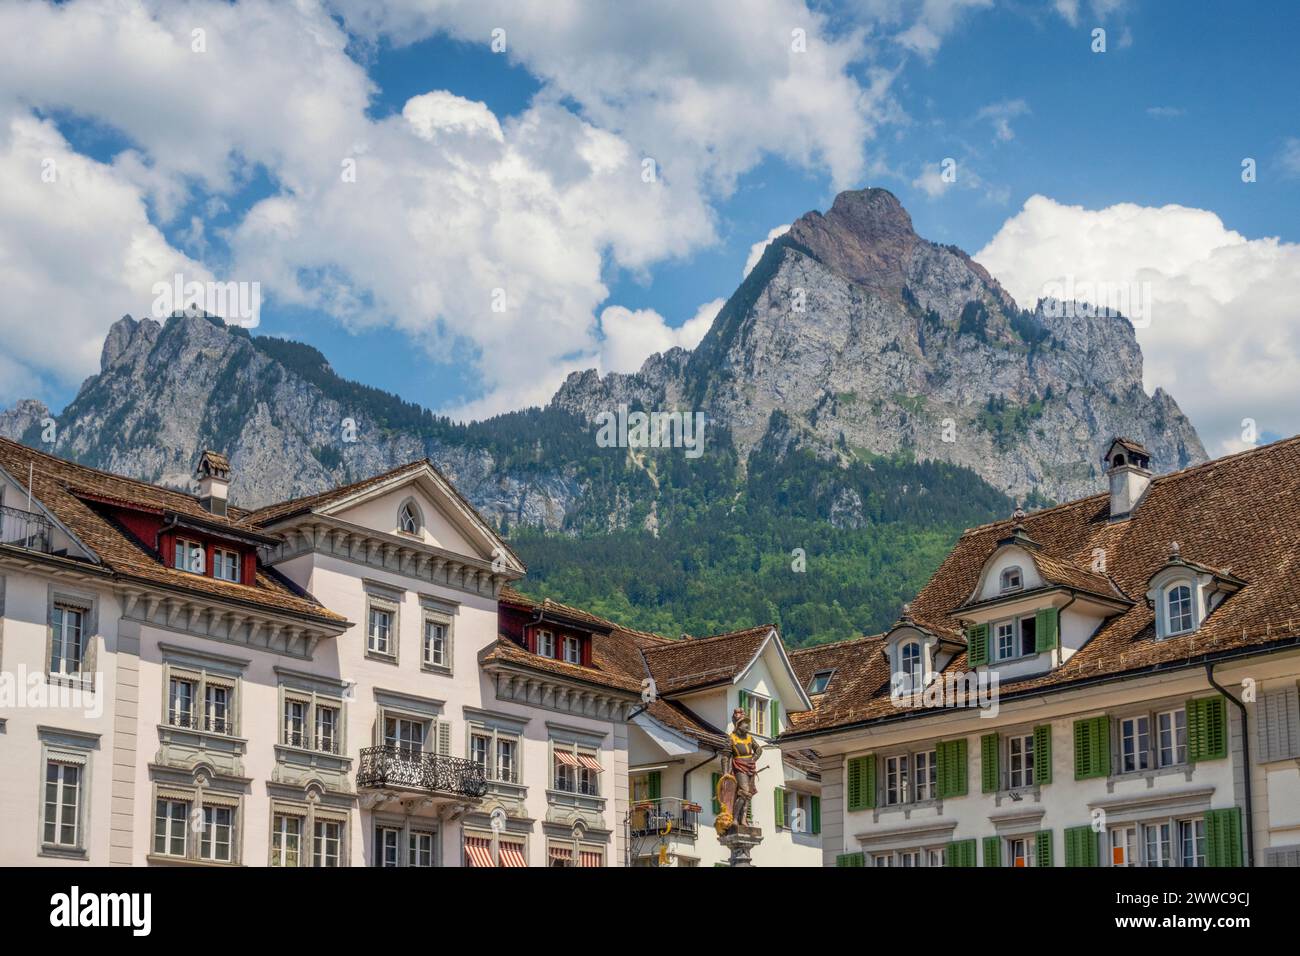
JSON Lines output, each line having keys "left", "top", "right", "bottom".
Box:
{"left": 718, "top": 830, "right": 763, "bottom": 867}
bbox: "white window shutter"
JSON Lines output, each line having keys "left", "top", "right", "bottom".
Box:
{"left": 437, "top": 718, "right": 452, "bottom": 756}
{"left": 1257, "top": 686, "right": 1300, "bottom": 762}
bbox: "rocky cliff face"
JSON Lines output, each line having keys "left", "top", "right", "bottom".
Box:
{"left": 4, "top": 187, "right": 1205, "bottom": 519}
{"left": 556, "top": 188, "right": 1205, "bottom": 503}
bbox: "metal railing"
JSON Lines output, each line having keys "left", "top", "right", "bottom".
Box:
{"left": 357, "top": 746, "right": 488, "bottom": 798}
{"left": 0, "top": 504, "right": 54, "bottom": 553}
{"left": 168, "top": 712, "right": 233, "bottom": 735}
{"left": 630, "top": 797, "right": 699, "bottom": 837}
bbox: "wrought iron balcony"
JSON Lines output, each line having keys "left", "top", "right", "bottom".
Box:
{"left": 357, "top": 746, "right": 489, "bottom": 799}
{"left": 630, "top": 797, "right": 700, "bottom": 838}
{"left": 0, "top": 504, "right": 54, "bottom": 553}
{"left": 167, "top": 712, "right": 233, "bottom": 735}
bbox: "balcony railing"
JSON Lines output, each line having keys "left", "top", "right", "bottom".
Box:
{"left": 168, "top": 712, "right": 233, "bottom": 736}
{"left": 630, "top": 797, "right": 700, "bottom": 838}
{"left": 357, "top": 746, "right": 488, "bottom": 798}
{"left": 0, "top": 505, "right": 54, "bottom": 553}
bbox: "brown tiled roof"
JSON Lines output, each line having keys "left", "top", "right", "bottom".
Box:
{"left": 641, "top": 624, "right": 775, "bottom": 695}
{"left": 0, "top": 438, "right": 344, "bottom": 624}
{"left": 786, "top": 436, "right": 1300, "bottom": 737}
{"left": 642, "top": 698, "right": 728, "bottom": 750}
{"left": 480, "top": 636, "right": 644, "bottom": 693}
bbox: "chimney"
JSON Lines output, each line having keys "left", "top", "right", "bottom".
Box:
{"left": 1102, "top": 438, "right": 1152, "bottom": 519}
{"left": 195, "top": 450, "right": 231, "bottom": 516}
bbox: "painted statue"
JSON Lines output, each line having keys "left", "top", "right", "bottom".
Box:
{"left": 715, "top": 707, "right": 762, "bottom": 836}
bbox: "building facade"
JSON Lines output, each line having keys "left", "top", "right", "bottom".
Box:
{"left": 783, "top": 437, "right": 1300, "bottom": 868}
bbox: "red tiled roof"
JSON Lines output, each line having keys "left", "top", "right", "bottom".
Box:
{"left": 786, "top": 436, "right": 1300, "bottom": 737}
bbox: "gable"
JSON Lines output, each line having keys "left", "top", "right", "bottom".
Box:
{"left": 332, "top": 483, "right": 481, "bottom": 556}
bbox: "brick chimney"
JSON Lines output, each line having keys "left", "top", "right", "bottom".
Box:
{"left": 1103, "top": 438, "right": 1152, "bottom": 520}
{"left": 195, "top": 450, "right": 231, "bottom": 516}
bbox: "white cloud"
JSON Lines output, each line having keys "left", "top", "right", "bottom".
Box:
{"left": 0, "top": 110, "right": 207, "bottom": 405}
{"left": 854, "top": 0, "right": 993, "bottom": 58}
{"left": 744, "top": 225, "right": 792, "bottom": 277}
{"left": 1281, "top": 137, "right": 1300, "bottom": 178}
{"left": 975, "top": 98, "right": 1029, "bottom": 142}
{"left": 1146, "top": 106, "right": 1186, "bottom": 119}
{"left": 911, "top": 162, "right": 954, "bottom": 198}
{"left": 597, "top": 299, "right": 722, "bottom": 375}
{"left": 976, "top": 195, "right": 1300, "bottom": 455}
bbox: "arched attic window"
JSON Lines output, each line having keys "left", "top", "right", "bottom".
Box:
{"left": 1166, "top": 584, "right": 1194, "bottom": 635}
{"left": 1000, "top": 566, "right": 1023, "bottom": 593}
{"left": 398, "top": 500, "right": 421, "bottom": 535}
{"left": 900, "top": 641, "right": 922, "bottom": 691}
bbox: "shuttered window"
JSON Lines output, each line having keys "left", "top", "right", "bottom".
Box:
{"left": 846, "top": 755, "right": 875, "bottom": 811}
{"left": 1073, "top": 715, "right": 1110, "bottom": 779}
{"left": 836, "top": 851, "right": 865, "bottom": 867}
{"left": 1204, "top": 807, "right": 1243, "bottom": 867}
{"left": 810, "top": 795, "right": 821, "bottom": 835}
{"left": 981, "top": 733, "right": 1000, "bottom": 793}
{"left": 1257, "top": 686, "right": 1300, "bottom": 762}
{"left": 1064, "top": 825, "right": 1099, "bottom": 867}
{"left": 1035, "top": 829, "right": 1053, "bottom": 868}
{"left": 936, "top": 739, "right": 968, "bottom": 798}
{"left": 1035, "top": 607, "right": 1059, "bottom": 652}
{"left": 711, "top": 772, "right": 722, "bottom": 815}
{"left": 1187, "top": 696, "right": 1228, "bottom": 762}
{"left": 945, "top": 838, "right": 977, "bottom": 867}
{"left": 983, "top": 835, "right": 1001, "bottom": 867}
{"left": 967, "top": 624, "right": 990, "bottom": 667}
{"left": 774, "top": 787, "right": 786, "bottom": 829}
{"left": 1033, "top": 724, "right": 1052, "bottom": 784}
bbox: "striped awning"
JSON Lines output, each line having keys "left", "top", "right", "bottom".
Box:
{"left": 579, "top": 850, "right": 603, "bottom": 868}
{"left": 499, "top": 842, "right": 527, "bottom": 868}
{"left": 575, "top": 754, "right": 602, "bottom": 772}
{"left": 554, "top": 750, "right": 580, "bottom": 767}
{"left": 550, "top": 845, "right": 573, "bottom": 864}
{"left": 465, "top": 836, "right": 493, "bottom": 868}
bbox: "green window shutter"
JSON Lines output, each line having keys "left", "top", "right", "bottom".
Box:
{"left": 846, "top": 755, "right": 876, "bottom": 811}
{"left": 711, "top": 772, "right": 721, "bottom": 815}
{"left": 836, "top": 851, "right": 865, "bottom": 867}
{"left": 738, "top": 689, "right": 749, "bottom": 714}
{"left": 1035, "top": 607, "right": 1059, "bottom": 652}
{"left": 774, "top": 787, "right": 786, "bottom": 830}
{"left": 1188, "top": 696, "right": 1228, "bottom": 762}
{"left": 1073, "top": 716, "right": 1110, "bottom": 779}
{"left": 1064, "top": 825, "right": 1098, "bottom": 867}
{"left": 648, "top": 770, "right": 661, "bottom": 800}
{"left": 1205, "top": 807, "right": 1243, "bottom": 867}
{"left": 981, "top": 733, "right": 1000, "bottom": 793}
{"left": 967, "top": 624, "right": 990, "bottom": 667}
{"left": 1033, "top": 724, "right": 1053, "bottom": 785}
{"left": 983, "top": 835, "right": 1001, "bottom": 867}
{"left": 771, "top": 699, "right": 781, "bottom": 736}
{"left": 936, "top": 739, "right": 968, "bottom": 798}
{"left": 946, "top": 838, "right": 976, "bottom": 867}
{"left": 1035, "top": 829, "right": 1053, "bottom": 868}
{"left": 811, "top": 795, "right": 821, "bottom": 834}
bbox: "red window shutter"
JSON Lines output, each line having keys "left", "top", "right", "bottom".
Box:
{"left": 206, "top": 543, "right": 216, "bottom": 577}
{"left": 243, "top": 552, "right": 256, "bottom": 585}
{"left": 582, "top": 637, "right": 592, "bottom": 667}
{"left": 160, "top": 531, "right": 175, "bottom": 567}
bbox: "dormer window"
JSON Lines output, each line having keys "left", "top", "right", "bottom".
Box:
{"left": 900, "top": 641, "right": 922, "bottom": 691}
{"left": 175, "top": 538, "right": 206, "bottom": 574}
{"left": 398, "top": 501, "right": 420, "bottom": 535}
{"left": 212, "top": 547, "right": 241, "bottom": 583}
{"left": 808, "top": 670, "right": 834, "bottom": 695}
{"left": 537, "top": 629, "right": 556, "bottom": 658}
{"left": 999, "top": 566, "right": 1023, "bottom": 593}
{"left": 1166, "top": 584, "right": 1194, "bottom": 635}
{"left": 562, "top": 635, "right": 582, "bottom": 664}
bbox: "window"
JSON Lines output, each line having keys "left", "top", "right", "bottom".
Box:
{"left": 884, "top": 754, "right": 909, "bottom": 806}
{"left": 993, "top": 615, "right": 1037, "bottom": 662}
{"left": 212, "top": 548, "right": 240, "bottom": 582}
{"left": 284, "top": 699, "right": 308, "bottom": 748}
{"left": 913, "top": 749, "right": 936, "bottom": 801}
{"left": 898, "top": 850, "right": 920, "bottom": 867}
{"left": 398, "top": 502, "right": 420, "bottom": 535}
{"left": 423, "top": 618, "right": 448, "bottom": 669}
{"left": 1167, "top": 584, "right": 1194, "bottom": 634}
{"left": 808, "top": 670, "right": 834, "bottom": 695}
{"left": 1143, "top": 822, "right": 1173, "bottom": 867}
{"left": 154, "top": 798, "right": 189, "bottom": 857}
{"left": 553, "top": 746, "right": 600, "bottom": 795}
{"left": 1000, "top": 566, "right": 1023, "bottom": 592}
{"left": 782, "top": 791, "right": 816, "bottom": 833}
{"left": 1109, "top": 825, "right": 1137, "bottom": 867}
{"left": 1179, "top": 819, "right": 1205, "bottom": 867}
{"left": 43, "top": 762, "right": 81, "bottom": 848}
{"left": 497, "top": 738, "right": 517, "bottom": 784}
{"left": 49, "top": 605, "right": 85, "bottom": 676}
{"left": 316, "top": 705, "right": 339, "bottom": 754}
{"left": 1007, "top": 838, "right": 1029, "bottom": 867}
{"left": 900, "top": 641, "right": 922, "bottom": 691}
{"left": 314, "top": 820, "right": 342, "bottom": 867}
{"left": 927, "top": 847, "right": 946, "bottom": 867}
{"left": 562, "top": 635, "right": 582, "bottom": 664}
{"left": 205, "top": 684, "right": 230, "bottom": 734}
{"left": 174, "top": 538, "right": 206, "bottom": 574}
{"left": 271, "top": 814, "right": 302, "bottom": 867}
{"left": 1120, "top": 716, "right": 1152, "bottom": 773}
{"left": 409, "top": 831, "right": 435, "bottom": 867}
{"left": 200, "top": 805, "right": 233, "bottom": 862}
{"left": 1157, "top": 709, "right": 1187, "bottom": 767}
{"left": 746, "top": 692, "right": 770, "bottom": 737}
{"left": 470, "top": 727, "right": 521, "bottom": 784}
{"left": 470, "top": 733, "right": 490, "bottom": 776}
{"left": 1007, "top": 734, "right": 1035, "bottom": 788}
{"left": 368, "top": 606, "right": 394, "bottom": 656}
{"left": 385, "top": 717, "right": 425, "bottom": 758}
{"left": 537, "top": 629, "right": 556, "bottom": 658}
{"left": 375, "top": 826, "right": 401, "bottom": 867}
{"left": 169, "top": 677, "right": 196, "bottom": 728}
{"left": 873, "top": 853, "right": 894, "bottom": 867}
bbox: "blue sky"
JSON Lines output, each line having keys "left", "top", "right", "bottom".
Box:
{"left": 2, "top": 0, "right": 1298, "bottom": 452}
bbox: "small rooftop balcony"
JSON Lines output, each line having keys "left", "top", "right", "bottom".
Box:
{"left": 0, "top": 504, "right": 54, "bottom": 554}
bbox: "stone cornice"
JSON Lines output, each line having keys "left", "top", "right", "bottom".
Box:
{"left": 482, "top": 662, "right": 637, "bottom": 723}
{"left": 263, "top": 514, "right": 522, "bottom": 600}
